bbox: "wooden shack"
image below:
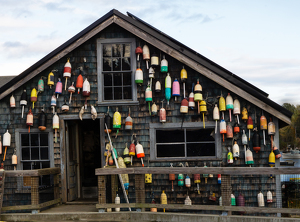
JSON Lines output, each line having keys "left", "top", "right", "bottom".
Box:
{"left": 0, "top": 9, "right": 294, "bottom": 218}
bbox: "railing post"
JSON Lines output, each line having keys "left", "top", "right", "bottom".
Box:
{"left": 54, "top": 173, "right": 61, "bottom": 205}
{"left": 221, "top": 174, "right": 231, "bottom": 216}
{"left": 135, "top": 174, "right": 145, "bottom": 212}
{"left": 98, "top": 175, "right": 106, "bottom": 213}
{"left": 31, "top": 176, "right": 39, "bottom": 214}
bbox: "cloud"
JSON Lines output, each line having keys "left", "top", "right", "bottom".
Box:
{"left": 3, "top": 41, "right": 24, "bottom": 48}
{"left": 44, "top": 2, "right": 74, "bottom": 11}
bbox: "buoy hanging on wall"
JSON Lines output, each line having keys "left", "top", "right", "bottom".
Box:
{"left": 10, "top": 95, "right": 15, "bottom": 108}
{"left": 125, "top": 108, "right": 133, "bottom": 130}
{"left": 135, "top": 45, "right": 143, "bottom": 61}
{"left": 76, "top": 72, "right": 83, "bottom": 94}
{"left": 31, "top": 88, "right": 37, "bottom": 109}
{"left": 3, "top": 130, "right": 11, "bottom": 162}
{"left": 165, "top": 73, "right": 171, "bottom": 105}
{"left": 113, "top": 108, "right": 121, "bottom": 138}
{"left": 142, "top": 45, "right": 150, "bottom": 69}
{"left": 82, "top": 78, "right": 91, "bottom": 110}
{"left": 47, "top": 71, "right": 55, "bottom": 89}
{"left": 226, "top": 93, "right": 233, "bottom": 122}
{"left": 63, "top": 58, "right": 72, "bottom": 90}
{"left": 68, "top": 82, "right": 76, "bottom": 104}
{"left": 160, "top": 100, "right": 166, "bottom": 123}
{"left": 233, "top": 99, "right": 240, "bottom": 124}
{"left": 55, "top": 78, "right": 63, "bottom": 98}
{"left": 53, "top": 112, "right": 59, "bottom": 143}
{"left": 38, "top": 77, "right": 45, "bottom": 94}
{"left": 51, "top": 94, "right": 57, "bottom": 115}
{"left": 26, "top": 108, "right": 33, "bottom": 133}
{"left": 136, "top": 141, "right": 145, "bottom": 167}
{"left": 213, "top": 104, "right": 220, "bottom": 134}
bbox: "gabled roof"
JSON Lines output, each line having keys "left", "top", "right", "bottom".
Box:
{"left": 0, "top": 9, "right": 292, "bottom": 127}
{"left": 0, "top": 76, "right": 16, "bottom": 88}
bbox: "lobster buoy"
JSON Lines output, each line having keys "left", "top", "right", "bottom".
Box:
{"left": 172, "top": 78, "right": 180, "bottom": 101}
{"left": 218, "top": 174, "right": 221, "bottom": 184}
{"left": 269, "top": 149, "right": 275, "bottom": 167}
{"left": 150, "top": 51, "right": 159, "bottom": 67}
{"left": 185, "top": 175, "right": 191, "bottom": 188}
{"left": 178, "top": 174, "right": 184, "bottom": 186}
{"left": 149, "top": 67, "right": 155, "bottom": 79}
{"left": 68, "top": 82, "right": 76, "bottom": 104}
{"left": 104, "top": 107, "right": 112, "bottom": 134}
{"left": 117, "top": 156, "right": 129, "bottom": 191}
{"left": 51, "top": 94, "right": 57, "bottom": 114}
{"left": 267, "top": 191, "right": 272, "bottom": 203}
{"left": 53, "top": 112, "right": 59, "bottom": 143}
{"left": 194, "top": 79, "right": 202, "bottom": 114}
{"left": 20, "top": 90, "right": 28, "bottom": 118}
{"left": 151, "top": 102, "right": 157, "bottom": 116}
{"left": 129, "top": 140, "right": 135, "bottom": 165}
{"left": 143, "top": 45, "right": 150, "bottom": 69}
{"left": 31, "top": 88, "right": 37, "bottom": 109}
{"left": 3, "top": 130, "right": 11, "bottom": 162}
{"left": 226, "top": 93, "right": 233, "bottom": 122}
{"left": 136, "top": 141, "right": 145, "bottom": 167}
{"left": 145, "top": 83, "right": 152, "bottom": 115}
{"left": 188, "top": 83, "right": 195, "bottom": 109}
{"left": 246, "top": 148, "right": 254, "bottom": 165}
{"left": 232, "top": 140, "right": 240, "bottom": 160}
{"left": 10, "top": 95, "right": 15, "bottom": 108}
{"left": 135, "top": 46, "right": 143, "bottom": 61}
{"left": 160, "top": 55, "right": 168, "bottom": 73}
{"left": 203, "top": 162, "right": 208, "bottom": 183}
{"left": 234, "top": 122, "right": 240, "bottom": 134}
{"left": 160, "top": 100, "right": 166, "bottom": 123}
{"left": 123, "top": 143, "right": 131, "bottom": 165}
{"left": 219, "top": 94, "right": 226, "bottom": 119}
{"left": 161, "top": 190, "right": 167, "bottom": 212}
{"left": 184, "top": 195, "right": 192, "bottom": 205}
{"left": 213, "top": 104, "right": 220, "bottom": 134}
{"left": 253, "top": 129, "right": 261, "bottom": 153}
{"left": 227, "top": 147, "right": 233, "bottom": 164}
{"left": 135, "top": 67, "right": 143, "bottom": 84}
{"left": 47, "top": 71, "right": 54, "bottom": 89}
{"left": 55, "top": 78, "right": 63, "bottom": 98}
{"left": 82, "top": 78, "right": 90, "bottom": 109}
{"left": 260, "top": 114, "right": 268, "bottom": 145}
{"left": 165, "top": 73, "right": 171, "bottom": 105}
{"left": 150, "top": 198, "right": 157, "bottom": 212}
{"left": 38, "top": 107, "right": 47, "bottom": 131}
{"left": 258, "top": 191, "right": 265, "bottom": 207}
{"left": 220, "top": 119, "right": 226, "bottom": 142}
{"left": 38, "top": 77, "right": 45, "bottom": 94}
{"left": 26, "top": 108, "right": 33, "bottom": 133}
{"left": 226, "top": 123, "right": 233, "bottom": 139}
{"left": 115, "top": 194, "right": 120, "bottom": 212}
{"left": 155, "top": 80, "right": 161, "bottom": 93}
{"left": 231, "top": 193, "right": 236, "bottom": 206}
{"left": 63, "top": 58, "right": 72, "bottom": 90}
{"left": 76, "top": 73, "right": 83, "bottom": 94}
{"left": 247, "top": 116, "right": 253, "bottom": 141}
{"left": 233, "top": 98, "right": 240, "bottom": 124}
{"left": 113, "top": 108, "right": 121, "bottom": 138}
{"left": 181, "top": 66, "right": 187, "bottom": 97}
{"left": 242, "top": 107, "right": 248, "bottom": 121}
{"left": 200, "top": 100, "right": 207, "bottom": 128}
{"left": 169, "top": 163, "right": 175, "bottom": 191}
{"left": 125, "top": 108, "right": 133, "bottom": 130}
{"left": 180, "top": 98, "right": 189, "bottom": 114}
{"left": 61, "top": 100, "right": 69, "bottom": 112}
{"left": 194, "top": 173, "right": 201, "bottom": 194}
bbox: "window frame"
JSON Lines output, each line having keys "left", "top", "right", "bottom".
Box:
{"left": 15, "top": 129, "right": 54, "bottom": 171}
{"left": 149, "top": 122, "right": 222, "bottom": 161}
{"left": 97, "top": 38, "right": 138, "bottom": 105}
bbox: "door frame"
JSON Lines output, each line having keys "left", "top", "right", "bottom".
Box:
{"left": 60, "top": 113, "right": 105, "bottom": 203}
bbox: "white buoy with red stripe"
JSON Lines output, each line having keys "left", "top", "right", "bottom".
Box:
{"left": 160, "top": 100, "right": 166, "bottom": 123}
{"left": 63, "top": 58, "right": 72, "bottom": 90}
{"left": 213, "top": 104, "right": 220, "bottom": 134}
{"left": 83, "top": 78, "right": 90, "bottom": 110}
{"left": 3, "top": 130, "right": 11, "bottom": 163}
{"left": 136, "top": 141, "right": 145, "bottom": 167}
{"left": 125, "top": 108, "right": 133, "bottom": 130}
{"left": 10, "top": 95, "right": 15, "bottom": 108}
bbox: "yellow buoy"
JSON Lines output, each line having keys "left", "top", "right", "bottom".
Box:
{"left": 161, "top": 190, "right": 167, "bottom": 212}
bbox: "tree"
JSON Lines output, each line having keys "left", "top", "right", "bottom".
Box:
{"left": 279, "top": 103, "right": 300, "bottom": 150}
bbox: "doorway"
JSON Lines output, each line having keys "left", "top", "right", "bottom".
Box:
{"left": 66, "top": 119, "right": 101, "bottom": 201}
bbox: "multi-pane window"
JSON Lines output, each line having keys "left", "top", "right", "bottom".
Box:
{"left": 21, "top": 133, "right": 50, "bottom": 170}
{"left": 150, "top": 123, "right": 221, "bottom": 161}
{"left": 97, "top": 38, "right": 137, "bottom": 104}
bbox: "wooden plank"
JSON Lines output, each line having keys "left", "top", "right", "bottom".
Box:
{"left": 0, "top": 171, "right": 5, "bottom": 214}
{"left": 221, "top": 175, "right": 231, "bottom": 215}
{"left": 96, "top": 203, "right": 300, "bottom": 214}
{"left": 114, "top": 17, "right": 291, "bottom": 125}
{"left": 135, "top": 174, "right": 145, "bottom": 211}
{"left": 54, "top": 174, "right": 60, "bottom": 201}
{"left": 95, "top": 167, "right": 300, "bottom": 176}
{"left": 1, "top": 204, "right": 37, "bottom": 211}
{"left": 5, "top": 170, "right": 39, "bottom": 177}
{"left": 60, "top": 118, "right": 67, "bottom": 203}
{"left": 38, "top": 167, "right": 60, "bottom": 176}
{"left": 38, "top": 198, "right": 62, "bottom": 210}
{"left": 0, "top": 17, "right": 114, "bottom": 101}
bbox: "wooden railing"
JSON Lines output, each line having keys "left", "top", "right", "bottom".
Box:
{"left": 95, "top": 167, "right": 300, "bottom": 215}
{"left": 1, "top": 167, "right": 61, "bottom": 214}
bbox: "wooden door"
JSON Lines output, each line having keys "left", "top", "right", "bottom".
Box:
{"left": 67, "top": 121, "right": 79, "bottom": 201}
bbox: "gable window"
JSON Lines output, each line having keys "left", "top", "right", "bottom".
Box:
{"left": 97, "top": 38, "right": 137, "bottom": 105}
{"left": 150, "top": 123, "right": 221, "bottom": 161}
{"left": 15, "top": 129, "right": 54, "bottom": 186}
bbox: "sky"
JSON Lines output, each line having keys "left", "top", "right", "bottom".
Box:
{"left": 0, "top": 0, "right": 299, "bottom": 106}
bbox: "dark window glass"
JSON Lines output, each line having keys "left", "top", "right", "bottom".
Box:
{"left": 104, "top": 73, "right": 112, "bottom": 86}
{"left": 40, "top": 134, "right": 48, "bottom": 146}
{"left": 104, "top": 87, "right": 113, "bottom": 100}
{"left": 23, "top": 162, "right": 31, "bottom": 170}
{"left": 114, "top": 87, "right": 122, "bottom": 100}
{"left": 123, "top": 87, "right": 132, "bottom": 99}
{"left": 123, "top": 72, "right": 131, "bottom": 85}
{"left": 186, "top": 129, "right": 215, "bottom": 142}
{"left": 42, "top": 162, "right": 50, "bottom": 168}
{"left": 22, "top": 148, "right": 30, "bottom": 160}
{"left": 156, "top": 130, "right": 184, "bottom": 143}
{"left": 31, "top": 148, "right": 39, "bottom": 160}
{"left": 41, "top": 148, "right": 49, "bottom": 160}
{"left": 113, "top": 73, "right": 122, "bottom": 86}
{"left": 21, "top": 134, "right": 29, "bottom": 146}
{"left": 33, "top": 162, "right": 41, "bottom": 169}
{"left": 187, "top": 143, "right": 215, "bottom": 157}
{"left": 157, "top": 144, "right": 185, "bottom": 157}
{"left": 31, "top": 134, "right": 39, "bottom": 146}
